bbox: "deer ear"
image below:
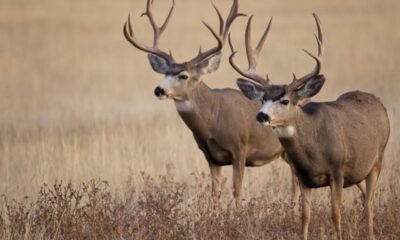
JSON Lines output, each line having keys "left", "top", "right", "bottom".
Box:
{"left": 147, "top": 54, "right": 171, "bottom": 74}
{"left": 295, "top": 75, "right": 325, "bottom": 100}
{"left": 196, "top": 53, "right": 222, "bottom": 75}
{"left": 236, "top": 79, "right": 265, "bottom": 100}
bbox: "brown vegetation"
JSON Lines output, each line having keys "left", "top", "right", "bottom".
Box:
{"left": 1, "top": 174, "right": 399, "bottom": 239}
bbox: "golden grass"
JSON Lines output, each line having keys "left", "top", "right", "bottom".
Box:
{"left": 0, "top": 0, "right": 399, "bottom": 238}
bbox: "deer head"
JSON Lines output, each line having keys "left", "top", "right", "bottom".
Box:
{"left": 124, "top": 0, "right": 245, "bottom": 101}
{"left": 231, "top": 13, "right": 325, "bottom": 127}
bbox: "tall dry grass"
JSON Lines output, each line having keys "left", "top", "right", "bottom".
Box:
{"left": 1, "top": 176, "right": 399, "bottom": 239}
{"left": 0, "top": 0, "right": 399, "bottom": 239}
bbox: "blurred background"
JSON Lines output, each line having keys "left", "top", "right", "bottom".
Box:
{"left": 0, "top": 0, "right": 399, "bottom": 203}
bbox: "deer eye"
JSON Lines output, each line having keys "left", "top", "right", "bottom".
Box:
{"left": 178, "top": 74, "right": 188, "bottom": 80}
{"left": 280, "top": 99, "right": 290, "bottom": 105}
{"left": 262, "top": 95, "right": 268, "bottom": 104}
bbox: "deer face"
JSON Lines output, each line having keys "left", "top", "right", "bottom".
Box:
{"left": 149, "top": 53, "right": 222, "bottom": 101}
{"left": 237, "top": 75, "right": 325, "bottom": 127}
{"left": 236, "top": 79, "right": 292, "bottom": 127}
{"left": 258, "top": 95, "right": 293, "bottom": 127}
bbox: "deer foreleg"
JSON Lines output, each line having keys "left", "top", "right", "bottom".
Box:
{"left": 208, "top": 162, "right": 222, "bottom": 202}
{"left": 330, "top": 174, "right": 344, "bottom": 240}
{"left": 300, "top": 183, "right": 312, "bottom": 240}
{"left": 283, "top": 153, "right": 300, "bottom": 205}
{"left": 232, "top": 152, "right": 246, "bottom": 207}
{"left": 356, "top": 180, "right": 366, "bottom": 200}
{"left": 289, "top": 164, "right": 300, "bottom": 205}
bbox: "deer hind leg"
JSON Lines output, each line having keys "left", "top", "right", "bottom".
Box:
{"left": 364, "top": 162, "right": 382, "bottom": 240}
{"left": 330, "top": 174, "right": 344, "bottom": 240}
{"left": 232, "top": 152, "right": 246, "bottom": 207}
{"left": 300, "top": 183, "right": 312, "bottom": 240}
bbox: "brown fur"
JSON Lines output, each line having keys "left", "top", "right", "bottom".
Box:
{"left": 260, "top": 89, "right": 389, "bottom": 240}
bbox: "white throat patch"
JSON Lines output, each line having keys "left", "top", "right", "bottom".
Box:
{"left": 175, "top": 100, "right": 193, "bottom": 112}
{"left": 272, "top": 125, "right": 296, "bottom": 138}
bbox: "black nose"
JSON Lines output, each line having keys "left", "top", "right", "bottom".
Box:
{"left": 154, "top": 87, "right": 165, "bottom": 97}
{"left": 256, "top": 112, "right": 269, "bottom": 123}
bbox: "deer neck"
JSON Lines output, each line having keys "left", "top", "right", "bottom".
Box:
{"left": 174, "top": 81, "right": 216, "bottom": 138}
{"left": 273, "top": 107, "right": 316, "bottom": 167}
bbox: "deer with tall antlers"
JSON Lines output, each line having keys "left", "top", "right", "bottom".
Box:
{"left": 123, "top": 0, "right": 300, "bottom": 205}
{"left": 230, "top": 13, "right": 390, "bottom": 239}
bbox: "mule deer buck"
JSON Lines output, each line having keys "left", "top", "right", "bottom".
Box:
{"left": 123, "top": 0, "right": 300, "bottom": 205}
{"left": 230, "top": 13, "right": 390, "bottom": 239}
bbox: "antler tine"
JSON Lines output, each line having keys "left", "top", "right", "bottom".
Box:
{"left": 292, "top": 73, "right": 297, "bottom": 81}
{"left": 223, "top": 0, "right": 247, "bottom": 41}
{"left": 142, "top": 0, "right": 175, "bottom": 46}
{"left": 246, "top": 16, "right": 272, "bottom": 71}
{"left": 245, "top": 16, "right": 256, "bottom": 71}
{"left": 290, "top": 13, "right": 324, "bottom": 90}
{"left": 160, "top": 0, "right": 175, "bottom": 34}
{"left": 198, "top": 46, "right": 203, "bottom": 55}
{"left": 188, "top": 0, "right": 245, "bottom": 65}
{"left": 256, "top": 18, "right": 273, "bottom": 57}
{"left": 201, "top": 20, "right": 224, "bottom": 48}
{"left": 124, "top": 0, "right": 175, "bottom": 63}
{"left": 314, "top": 13, "right": 323, "bottom": 48}
{"left": 212, "top": 2, "right": 224, "bottom": 36}
{"left": 229, "top": 16, "right": 272, "bottom": 88}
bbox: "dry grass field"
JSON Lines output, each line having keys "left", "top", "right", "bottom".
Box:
{"left": 0, "top": 0, "right": 399, "bottom": 239}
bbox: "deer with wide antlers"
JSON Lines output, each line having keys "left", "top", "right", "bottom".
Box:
{"left": 230, "top": 13, "right": 390, "bottom": 239}
{"left": 123, "top": 0, "right": 300, "bottom": 206}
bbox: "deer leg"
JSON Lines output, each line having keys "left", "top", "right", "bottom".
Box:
{"left": 282, "top": 153, "right": 300, "bottom": 205}
{"left": 194, "top": 136, "right": 223, "bottom": 205}
{"left": 208, "top": 162, "right": 222, "bottom": 203}
{"left": 289, "top": 164, "right": 300, "bottom": 205}
{"left": 232, "top": 152, "right": 246, "bottom": 207}
{"left": 356, "top": 180, "right": 366, "bottom": 200}
{"left": 300, "top": 183, "right": 312, "bottom": 240}
{"left": 364, "top": 163, "right": 381, "bottom": 240}
{"left": 330, "top": 175, "right": 344, "bottom": 240}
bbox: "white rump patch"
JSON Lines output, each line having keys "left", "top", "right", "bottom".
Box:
{"left": 273, "top": 125, "right": 296, "bottom": 138}
{"left": 175, "top": 100, "right": 193, "bottom": 112}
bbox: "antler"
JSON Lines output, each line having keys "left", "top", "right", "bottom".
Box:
{"left": 288, "top": 13, "right": 324, "bottom": 90}
{"left": 187, "top": 0, "right": 246, "bottom": 65}
{"left": 229, "top": 16, "right": 272, "bottom": 88}
{"left": 123, "top": 0, "right": 175, "bottom": 64}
